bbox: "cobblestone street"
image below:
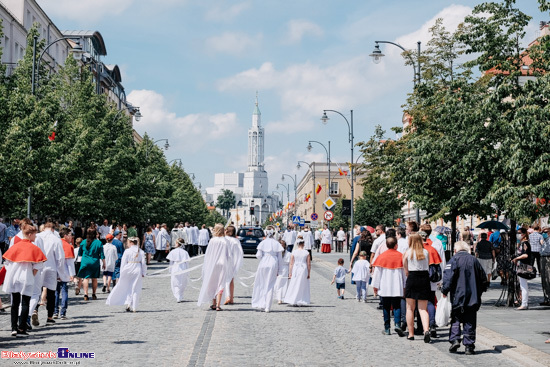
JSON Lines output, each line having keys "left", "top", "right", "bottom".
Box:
{"left": 1, "top": 252, "right": 549, "bottom": 366}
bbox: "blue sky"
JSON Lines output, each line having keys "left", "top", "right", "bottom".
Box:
{"left": 38, "top": 0, "right": 546, "bottom": 198}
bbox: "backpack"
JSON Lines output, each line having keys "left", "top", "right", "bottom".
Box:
{"left": 429, "top": 263, "right": 442, "bottom": 283}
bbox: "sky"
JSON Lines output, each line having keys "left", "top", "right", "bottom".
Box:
{"left": 38, "top": 0, "right": 546, "bottom": 200}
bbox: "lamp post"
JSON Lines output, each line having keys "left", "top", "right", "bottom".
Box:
{"left": 321, "top": 109, "right": 354, "bottom": 247}
{"left": 307, "top": 140, "right": 331, "bottom": 199}
{"left": 281, "top": 173, "right": 297, "bottom": 217}
{"left": 277, "top": 183, "right": 290, "bottom": 227}
{"left": 168, "top": 159, "right": 182, "bottom": 166}
{"left": 297, "top": 160, "right": 316, "bottom": 217}
{"left": 370, "top": 40, "right": 421, "bottom": 223}
{"left": 188, "top": 173, "right": 196, "bottom": 180}
{"left": 112, "top": 105, "right": 142, "bottom": 124}
{"left": 145, "top": 139, "right": 169, "bottom": 159}
{"left": 32, "top": 35, "right": 84, "bottom": 95}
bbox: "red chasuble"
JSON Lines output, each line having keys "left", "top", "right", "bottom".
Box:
{"left": 423, "top": 242, "right": 442, "bottom": 265}
{"left": 61, "top": 239, "right": 75, "bottom": 259}
{"left": 3, "top": 239, "right": 47, "bottom": 263}
{"left": 372, "top": 248, "right": 403, "bottom": 269}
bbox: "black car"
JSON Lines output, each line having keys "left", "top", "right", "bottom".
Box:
{"left": 237, "top": 226, "right": 265, "bottom": 255}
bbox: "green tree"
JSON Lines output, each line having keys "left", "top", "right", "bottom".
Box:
{"left": 216, "top": 189, "right": 236, "bottom": 218}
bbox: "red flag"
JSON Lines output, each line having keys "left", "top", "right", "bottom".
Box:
{"left": 48, "top": 121, "right": 58, "bottom": 141}
{"left": 305, "top": 193, "right": 311, "bottom": 202}
{"left": 316, "top": 182, "right": 322, "bottom": 195}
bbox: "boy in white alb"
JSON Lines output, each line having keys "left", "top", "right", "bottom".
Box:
{"left": 350, "top": 251, "right": 370, "bottom": 302}
{"left": 331, "top": 258, "right": 349, "bottom": 299}
{"left": 102, "top": 234, "right": 118, "bottom": 293}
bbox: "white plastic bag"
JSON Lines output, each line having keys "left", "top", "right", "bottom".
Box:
{"left": 435, "top": 295, "right": 451, "bottom": 327}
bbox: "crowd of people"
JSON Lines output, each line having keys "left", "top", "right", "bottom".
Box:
{"left": 1, "top": 216, "right": 549, "bottom": 348}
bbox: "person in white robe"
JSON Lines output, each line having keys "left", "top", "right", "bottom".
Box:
{"left": 274, "top": 240, "right": 291, "bottom": 304}
{"left": 371, "top": 237, "right": 407, "bottom": 336}
{"left": 224, "top": 225, "right": 243, "bottom": 305}
{"left": 166, "top": 238, "right": 190, "bottom": 302}
{"left": 102, "top": 234, "right": 118, "bottom": 293}
{"left": 191, "top": 224, "right": 200, "bottom": 256}
{"left": 155, "top": 224, "right": 171, "bottom": 263}
{"left": 33, "top": 221, "right": 64, "bottom": 326}
{"left": 198, "top": 224, "right": 210, "bottom": 254}
{"left": 252, "top": 226, "right": 284, "bottom": 312}
{"left": 282, "top": 226, "right": 297, "bottom": 253}
{"left": 299, "top": 226, "right": 315, "bottom": 260}
{"left": 284, "top": 237, "right": 311, "bottom": 306}
{"left": 106, "top": 237, "right": 147, "bottom": 312}
{"left": 197, "top": 224, "right": 233, "bottom": 311}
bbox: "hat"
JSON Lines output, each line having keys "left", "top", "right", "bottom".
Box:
{"left": 359, "top": 251, "right": 367, "bottom": 257}
{"left": 128, "top": 237, "right": 139, "bottom": 243}
{"left": 114, "top": 230, "right": 121, "bottom": 236}
{"left": 296, "top": 236, "right": 305, "bottom": 243}
{"left": 105, "top": 234, "right": 114, "bottom": 241}
{"left": 360, "top": 226, "right": 366, "bottom": 232}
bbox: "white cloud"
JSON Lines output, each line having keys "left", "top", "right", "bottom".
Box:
{"left": 38, "top": 0, "right": 135, "bottom": 21}
{"left": 284, "top": 19, "right": 323, "bottom": 44}
{"left": 127, "top": 89, "right": 240, "bottom": 152}
{"left": 205, "top": 32, "right": 263, "bottom": 55}
{"left": 205, "top": 1, "right": 251, "bottom": 22}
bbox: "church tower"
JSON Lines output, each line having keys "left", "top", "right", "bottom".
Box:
{"left": 242, "top": 94, "right": 270, "bottom": 224}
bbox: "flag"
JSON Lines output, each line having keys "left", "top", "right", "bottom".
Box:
{"left": 316, "top": 182, "right": 322, "bottom": 194}
{"left": 336, "top": 162, "right": 348, "bottom": 176}
{"left": 305, "top": 193, "right": 311, "bottom": 202}
{"left": 48, "top": 121, "right": 58, "bottom": 141}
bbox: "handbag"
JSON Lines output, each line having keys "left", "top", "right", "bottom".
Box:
{"left": 429, "top": 263, "right": 442, "bottom": 283}
{"left": 435, "top": 294, "right": 451, "bottom": 327}
{"left": 516, "top": 262, "right": 536, "bottom": 280}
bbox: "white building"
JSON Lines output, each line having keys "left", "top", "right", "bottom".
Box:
{"left": 206, "top": 97, "right": 278, "bottom": 226}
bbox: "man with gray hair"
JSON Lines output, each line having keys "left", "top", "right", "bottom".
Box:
{"left": 442, "top": 241, "right": 488, "bottom": 355}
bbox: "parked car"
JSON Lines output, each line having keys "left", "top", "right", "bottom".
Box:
{"left": 237, "top": 226, "right": 265, "bottom": 255}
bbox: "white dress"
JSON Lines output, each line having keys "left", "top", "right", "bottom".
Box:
{"left": 106, "top": 245, "right": 147, "bottom": 310}
{"left": 274, "top": 250, "right": 291, "bottom": 302}
{"left": 166, "top": 247, "right": 190, "bottom": 302}
{"left": 197, "top": 236, "right": 233, "bottom": 306}
{"left": 225, "top": 236, "right": 244, "bottom": 294}
{"left": 284, "top": 249, "right": 311, "bottom": 305}
{"left": 251, "top": 238, "right": 284, "bottom": 310}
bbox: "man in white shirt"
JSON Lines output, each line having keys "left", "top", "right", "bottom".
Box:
{"left": 396, "top": 227, "right": 409, "bottom": 254}
{"left": 155, "top": 224, "right": 171, "bottom": 262}
{"left": 300, "top": 226, "right": 315, "bottom": 259}
{"left": 336, "top": 227, "right": 346, "bottom": 253}
{"left": 98, "top": 219, "right": 111, "bottom": 244}
{"left": 282, "top": 225, "right": 297, "bottom": 253}
{"left": 314, "top": 229, "right": 321, "bottom": 252}
{"left": 198, "top": 224, "right": 210, "bottom": 254}
{"left": 192, "top": 223, "right": 200, "bottom": 257}
{"left": 370, "top": 225, "right": 386, "bottom": 264}
{"left": 321, "top": 225, "right": 332, "bottom": 253}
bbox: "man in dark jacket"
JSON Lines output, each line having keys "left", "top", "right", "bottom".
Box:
{"left": 441, "top": 241, "right": 488, "bottom": 355}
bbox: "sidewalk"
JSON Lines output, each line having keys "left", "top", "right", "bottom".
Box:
{"left": 314, "top": 250, "right": 550, "bottom": 366}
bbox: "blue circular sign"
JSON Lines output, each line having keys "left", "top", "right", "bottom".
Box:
{"left": 311, "top": 213, "right": 318, "bottom": 221}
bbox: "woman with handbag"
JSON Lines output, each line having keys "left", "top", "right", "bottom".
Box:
{"left": 513, "top": 228, "right": 532, "bottom": 310}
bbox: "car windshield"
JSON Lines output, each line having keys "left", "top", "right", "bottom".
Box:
{"left": 238, "top": 229, "right": 264, "bottom": 238}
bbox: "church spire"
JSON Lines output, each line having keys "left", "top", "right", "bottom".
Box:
{"left": 253, "top": 91, "right": 261, "bottom": 118}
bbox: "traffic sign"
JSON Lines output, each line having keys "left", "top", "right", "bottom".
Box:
{"left": 311, "top": 213, "right": 318, "bottom": 221}
{"left": 310, "top": 220, "right": 319, "bottom": 228}
{"left": 292, "top": 216, "right": 301, "bottom": 224}
{"left": 299, "top": 219, "right": 305, "bottom": 227}
{"left": 323, "top": 197, "right": 336, "bottom": 210}
{"left": 324, "top": 210, "right": 334, "bottom": 221}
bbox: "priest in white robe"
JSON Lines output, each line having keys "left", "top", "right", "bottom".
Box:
{"left": 155, "top": 224, "right": 171, "bottom": 263}
{"left": 251, "top": 226, "right": 284, "bottom": 313}
{"left": 371, "top": 237, "right": 407, "bottom": 336}
{"left": 166, "top": 238, "right": 190, "bottom": 302}
{"left": 106, "top": 237, "right": 147, "bottom": 312}
{"left": 198, "top": 225, "right": 210, "bottom": 254}
{"left": 197, "top": 224, "right": 233, "bottom": 310}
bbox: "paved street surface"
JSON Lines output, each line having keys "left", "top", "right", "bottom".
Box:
{"left": 1, "top": 251, "right": 549, "bottom": 366}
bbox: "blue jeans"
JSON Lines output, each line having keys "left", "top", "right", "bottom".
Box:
{"left": 55, "top": 281, "right": 68, "bottom": 316}
{"left": 355, "top": 281, "right": 367, "bottom": 300}
{"left": 382, "top": 297, "right": 402, "bottom": 330}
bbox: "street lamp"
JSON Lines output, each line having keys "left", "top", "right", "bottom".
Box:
{"left": 145, "top": 138, "right": 169, "bottom": 159}
{"left": 32, "top": 35, "right": 84, "bottom": 95}
{"left": 371, "top": 39, "right": 422, "bottom": 223}
{"left": 370, "top": 40, "right": 422, "bottom": 86}
{"left": 297, "top": 160, "right": 316, "bottom": 217}
{"left": 113, "top": 105, "right": 142, "bottom": 124}
{"left": 321, "top": 109, "right": 354, "bottom": 246}
{"left": 188, "top": 173, "right": 196, "bottom": 180}
{"left": 277, "top": 183, "right": 290, "bottom": 227}
{"left": 168, "top": 159, "right": 182, "bottom": 166}
{"left": 281, "top": 173, "right": 297, "bottom": 203}
{"left": 307, "top": 140, "right": 331, "bottom": 202}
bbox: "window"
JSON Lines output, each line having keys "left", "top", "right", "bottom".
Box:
{"left": 330, "top": 182, "right": 339, "bottom": 195}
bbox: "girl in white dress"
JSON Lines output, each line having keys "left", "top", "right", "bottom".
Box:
{"left": 166, "top": 238, "right": 190, "bottom": 302}
{"left": 251, "top": 226, "right": 284, "bottom": 313}
{"left": 284, "top": 237, "right": 311, "bottom": 306}
{"left": 274, "top": 240, "right": 291, "bottom": 304}
{"left": 224, "top": 225, "right": 243, "bottom": 305}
